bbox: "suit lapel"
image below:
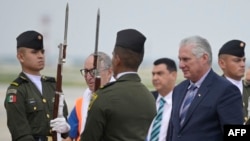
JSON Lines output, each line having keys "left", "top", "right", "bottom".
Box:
{"left": 174, "top": 81, "right": 189, "bottom": 130}
{"left": 151, "top": 91, "right": 159, "bottom": 100}
{"left": 180, "top": 70, "right": 214, "bottom": 129}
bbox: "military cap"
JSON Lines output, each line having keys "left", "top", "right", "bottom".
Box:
{"left": 115, "top": 29, "right": 146, "bottom": 53}
{"left": 218, "top": 39, "right": 245, "bottom": 57}
{"left": 16, "top": 30, "right": 44, "bottom": 50}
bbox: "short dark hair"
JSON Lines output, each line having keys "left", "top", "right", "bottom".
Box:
{"left": 114, "top": 46, "right": 143, "bottom": 70}
{"left": 153, "top": 58, "right": 177, "bottom": 72}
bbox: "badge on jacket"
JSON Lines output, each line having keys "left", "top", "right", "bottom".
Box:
{"left": 88, "top": 93, "right": 98, "bottom": 111}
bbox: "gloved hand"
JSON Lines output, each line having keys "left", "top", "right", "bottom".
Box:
{"left": 50, "top": 117, "right": 70, "bottom": 133}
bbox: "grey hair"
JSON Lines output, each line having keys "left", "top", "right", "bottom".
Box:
{"left": 180, "top": 35, "right": 212, "bottom": 65}
{"left": 90, "top": 51, "right": 112, "bottom": 69}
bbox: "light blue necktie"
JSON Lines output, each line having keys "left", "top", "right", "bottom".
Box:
{"left": 149, "top": 98, "right": 166, "bottom": 141}
{"left": 179, "top": 84, "right": 198, "bottom": 126}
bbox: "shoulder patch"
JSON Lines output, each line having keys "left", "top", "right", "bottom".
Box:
{"left": 42, "top": 75, "right": 56, "bottom": 82}
{"left": 6, "top": 94, "right": 17, "bottom": 103}
{"left": 10, "top": 76, "right": 27, "bottom": 87}
{"left": 7, "top": 89, "right": 17, "bottom": 94}
{"left": 100, "top": 81, "right": 116, "bottom": 89}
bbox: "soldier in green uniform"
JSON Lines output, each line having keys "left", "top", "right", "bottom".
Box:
{"left": 4, "top": 30, "right": 70, "bottom": 141}
{"left": 80, "top": 29, "right": 156, "bottom": 141}
{"left": 218, "top": 39, "right": 250, "bottom": 124}
{"left": 244, "top": 67, "right": 250, "bottom": 124}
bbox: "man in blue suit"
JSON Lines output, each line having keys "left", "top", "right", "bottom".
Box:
{"left": 168, "top": 36, "right": 244, "bottom": 141}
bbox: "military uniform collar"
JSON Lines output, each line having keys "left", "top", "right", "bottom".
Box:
{"left": 116, "top": 71, "right": 137, "bottom": 79}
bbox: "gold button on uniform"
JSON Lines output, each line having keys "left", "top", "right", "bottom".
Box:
{"left": 47, "top": 114, "right": 50, "bottom": 118}
{"left": 245, "top": 117, "right": 248, "bottom": 122}
{"left": 34, "top": 107, "right": 37, "bottom": 110}
{"left": 43, "top": 99, "right": 47, "bottom": 103}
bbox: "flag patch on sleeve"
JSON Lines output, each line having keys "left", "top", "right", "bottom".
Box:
{"left": 7, "top": 94, "right": 17, "bottom": 103}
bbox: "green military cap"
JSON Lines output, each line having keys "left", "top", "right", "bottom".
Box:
{"left": 218, "top": 39, "right": 245, "bottom": 57}
{"left": 16, "top": 30, "right": 44, "bottom": 50}
{"left": 115, "top": 29, "right": 146, "bottom": 53}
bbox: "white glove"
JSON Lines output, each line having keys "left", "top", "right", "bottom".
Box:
{"left": 50, "top": 117, "right": 70, "bottom": 133}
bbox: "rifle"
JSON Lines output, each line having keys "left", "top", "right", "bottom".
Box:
{"left": 88, "top": 9, "right": 101, "bottom": 111}
{"left": 52, "top": 3, "right": 69, "bottom": 141}
{"left": 93, "top": 9, "right": 101, "bottom": 92}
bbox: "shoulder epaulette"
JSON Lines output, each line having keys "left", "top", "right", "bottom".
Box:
{"left": 10, "top": 76, "right": 27, "bottom": 87}
{"left": 42, "top": 75, "right": 56, "bottom": 82}
{"left": 100, "top": 81, "right": 116, "bottom": 89}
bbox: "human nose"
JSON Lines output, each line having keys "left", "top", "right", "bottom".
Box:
{"left": 179, "top": 61, "right": 184, "bottom": 69}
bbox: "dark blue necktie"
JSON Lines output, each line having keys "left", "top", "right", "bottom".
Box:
{"left": 179, "top": 84, "right": 197, "bottom": 126}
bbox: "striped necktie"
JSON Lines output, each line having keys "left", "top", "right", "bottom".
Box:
{"left": 149, "top": 98, "right": 166, "bottom": 141}
{"left": 179, "top": 84, "right": 197, "bottom": 126}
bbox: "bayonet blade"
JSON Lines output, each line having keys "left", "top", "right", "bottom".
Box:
{"left": 64, "top": 3, "right": 69, "bottom": 45}
{"left": 94, "top": 8, "right": 100, "bottom": 54}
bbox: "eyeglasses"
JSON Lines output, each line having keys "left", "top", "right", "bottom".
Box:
{"left": 80, "top": 68, "right": 109, "bottom": 77}
{"left": 80, "top": 68, "right": 95, "bottom": 77}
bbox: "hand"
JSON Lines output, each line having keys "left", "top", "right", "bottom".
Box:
{"left": 50, "top": 117, "right": 70, "bottom": 133}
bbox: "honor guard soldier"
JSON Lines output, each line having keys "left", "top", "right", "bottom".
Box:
{"left": 218, "top": 39, "right": 250, "bottom": 124}
{"left": 244, "top": 67, "right": 250, "bottom": 124}
{"left": 4, "top": 30, "right": 70, "bottom": 141}
{"left": 80, "top": 29, "right": 156, "bottom": 141}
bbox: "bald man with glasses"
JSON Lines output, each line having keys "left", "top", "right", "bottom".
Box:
{"left": 64, "top": 51, "right": 115, "bottom": 141}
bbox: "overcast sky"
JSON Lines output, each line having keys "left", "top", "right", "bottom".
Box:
{"left": 1, "top": 0, "right": 249, "bottom": 67}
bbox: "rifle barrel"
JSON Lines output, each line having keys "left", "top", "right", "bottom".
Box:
{"left": 93, "top": 9, "right": 101, "bottom": 92}
{"left": 52, "top": 3, "right": 69, "bottom": 141}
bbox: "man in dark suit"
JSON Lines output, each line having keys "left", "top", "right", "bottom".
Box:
{"left": 168, "top": 36, "right": 243, "bottom": 141}
{"left": 146, "top": 58, "right": 177, "bottom": 141}
{"left": 80, "top": 29, "right": 156, "bottom": 141}
{"left": 218, "top": 39, "right": 250, "bottom": 124}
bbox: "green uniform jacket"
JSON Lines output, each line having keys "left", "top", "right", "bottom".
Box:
{"left": 4, "top": 72, "right": 68, "bottom": 141}
{"left": 222, "top": 75, "right": 250, "bottom": 124}
{"left": 243, "top": 80, "right": 250, "bottom": 124}
{"left": 81, "top": 73, "right": 156, "bottom": 141}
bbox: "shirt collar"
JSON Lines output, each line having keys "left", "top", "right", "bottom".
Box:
{"left": 189, "top": 68, "right": 211, "bottom": 88}
{"left": 157, "top": 91, "right": 172, "bottom": 105}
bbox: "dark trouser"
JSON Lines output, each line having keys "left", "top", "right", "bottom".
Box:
{"left": 34, "top": 136, "right": 52, "bottom": 141}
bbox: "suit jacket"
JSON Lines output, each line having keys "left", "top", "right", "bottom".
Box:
{"left": 81, "top": 73, "right": 156, "bottom": 141}
{"left": 168, "top": 69, "right": 243, "bottom": 141}
{"left": 151, "top": 91, "right": 158, "bottom": 100}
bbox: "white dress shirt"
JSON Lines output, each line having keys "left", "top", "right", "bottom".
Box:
{"left": 146, "top": 91, "right": 172, "bottom": 141}
{"left": 225, "top": 76, "right": 243, "bottom": 94}
{"left": 24, "top": 72, "right": 42, "bottom": 94}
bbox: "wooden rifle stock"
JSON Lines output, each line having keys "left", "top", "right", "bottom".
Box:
{"left": 52, "top": 51, "right": 63, "bottom": 141}
{"left": 52, "top": 3, "right": 69, "bottom": 141}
